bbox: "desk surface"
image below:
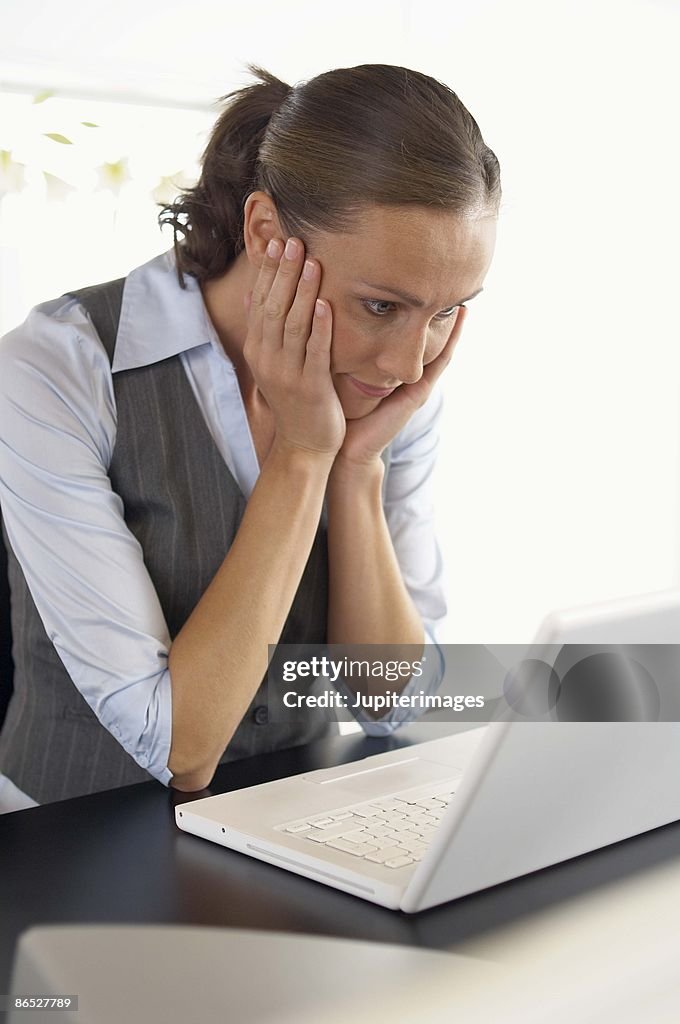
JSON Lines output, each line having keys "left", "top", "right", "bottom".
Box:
{"left": 3, "top": 722, "right": 680, "bottom": 994}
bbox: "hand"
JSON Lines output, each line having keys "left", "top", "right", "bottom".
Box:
{"left": 336, "top": 306, "right": 469, "bottom": 469}
{"left": 244, "top": 237, "right": 346, "bottom": 460}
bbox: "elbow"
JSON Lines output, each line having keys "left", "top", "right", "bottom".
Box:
{"left": 167, "top": 656, "right": 244, "bottom": 793}
{"left": 167, "top": 663, "right": 226, "bottom": 792}
{"left": 170, "top": 770, "right": 214, "bottom": 793}
{"left": 168, "top": 744, "right": 218, "bottom": 794}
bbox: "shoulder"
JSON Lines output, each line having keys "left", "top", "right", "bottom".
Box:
{"left": 0, "top": 295, "right": 115, "bottom": 461}
{"left": 0, "top": 294, "right": 112, "bottom": 401}
{"left": 0, "top": 293, "right": 109, "bottom": 372}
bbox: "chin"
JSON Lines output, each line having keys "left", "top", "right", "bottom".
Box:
{"left": 342, "top": 404, "right": 380, "bottom": 420}
{"left": 339, "top": 393, "right": 383, "bottom": 420}
{"left": 336, "top": 375, "right": 384, "bottom": 419}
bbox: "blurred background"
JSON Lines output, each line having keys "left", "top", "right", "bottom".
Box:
{"left": 1, "top": 0, "right": 678, "bottom": 643}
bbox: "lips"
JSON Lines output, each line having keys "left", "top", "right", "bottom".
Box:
{"left": 347, "top": 375, "right": 397, "bottom": 398}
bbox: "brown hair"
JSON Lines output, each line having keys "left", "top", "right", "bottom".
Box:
{"left": 158, "top": 63, "right": 501, "bottom": 289}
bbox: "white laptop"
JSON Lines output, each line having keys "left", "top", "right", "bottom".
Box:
{"left": 175, "top": 588, "right": 680, "bottom": 912}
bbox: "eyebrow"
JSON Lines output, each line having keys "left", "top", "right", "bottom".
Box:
{"left": 356, "top": 280, "right": 484, "bottom": 308}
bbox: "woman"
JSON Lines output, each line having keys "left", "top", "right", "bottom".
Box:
{"left": 0, "top": 63, "right": 499, "bottom": 809}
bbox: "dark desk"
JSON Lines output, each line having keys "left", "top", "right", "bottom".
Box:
{"left": 3, "top": 721, "right": 680, "bottom": 995}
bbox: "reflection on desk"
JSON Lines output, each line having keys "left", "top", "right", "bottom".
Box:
{"left": 8, "top": 925, "right": 507, "bottom": 1024}
{"left": 2, "top": 721, "right": 680, "bottom": 1019}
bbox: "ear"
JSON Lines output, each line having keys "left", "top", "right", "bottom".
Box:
{"left": 243, "top": 191, "right": 286, "bottom": 266}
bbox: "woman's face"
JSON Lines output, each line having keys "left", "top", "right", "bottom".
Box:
{"left": 304, "top": 203, "right": 497, "bottom": 418}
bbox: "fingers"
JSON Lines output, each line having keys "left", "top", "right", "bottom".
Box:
{"left": 264, "top": 238, "right": 306, "bottom": 358}
{"left": 246, "top": 236, "right": 330, "bottom": 375}
{"left": 248, "top": 238, "right": 285, "bottom": 353}
{"left": 420, "top": 304, "right": 468, "bottom": 388}
{"left": 302, "top": 298, "right": 333, "bottom": 382}
{"left": 279, "top": 249, "right": 327, "bottom": 377}
{"left": 240, "top": 233, "right": 345, "bottom": 457}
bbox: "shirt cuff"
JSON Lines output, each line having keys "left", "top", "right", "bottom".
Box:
{"left": 87, "top": 664, "right": 174, "bottom": 788}
{"left": 340, "top": 626, "right": 445, "bottom": 737}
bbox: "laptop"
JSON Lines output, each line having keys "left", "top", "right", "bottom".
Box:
{"left": 175, "top": 588, "right": 680, "bottom": 912}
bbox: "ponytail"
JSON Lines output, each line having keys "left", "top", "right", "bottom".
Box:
{"left": 158, "top": 65, "right": 293, "bottom": 288}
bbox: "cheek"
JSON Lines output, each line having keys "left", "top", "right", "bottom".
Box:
{"left": 329, "top": 322, "right": 370, "bottom": 371}
{"left": 331, "top": 313, "right": 454, "bottom": 370}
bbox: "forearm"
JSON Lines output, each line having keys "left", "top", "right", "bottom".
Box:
{"left": 326, "top": 458, "right": 425, "bottom": 649}
{"left": 168, "top": 442, "right": 332, "bottom": 790}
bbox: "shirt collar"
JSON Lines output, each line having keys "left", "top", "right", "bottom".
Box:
{"left": 112, "top": 248, "right": 222, "bottom": 373}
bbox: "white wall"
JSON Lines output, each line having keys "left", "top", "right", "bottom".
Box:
{"left": 1, "top": 0, "right": 678, "bottom": 641}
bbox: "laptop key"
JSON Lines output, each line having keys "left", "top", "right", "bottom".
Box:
{"left": 338, "top": 829, "right": 370, "bottom": 843}
{"left": 365, "top": 836, "right": 400, "bottom": 850}
{"left": 305, "top": 829, "right": 330, "bottom": 843}
{"left": 362, "top": 824, "right": 393, "bottom": 837}
{"left": 384, "top": 855, "right": 414, "bottom": 869}
{"left": 285, "top": 822, "right": 312, "bottom": 834}
{"left": 389, "top": 822, "right": 415, "bottom": 834}
{"left": 352, "top": 806, "right": 382, "bottom": 818}
{"left": 380, "top": 813, "right": 407, "bottom": 825}
{"left": 327, "top": 840, "right": 378, "bottom": 857}
{"left": 326, "top": 838, "right": 368, "bottom": 855}
{"left": 397, "top": 829, "right": 424, "bottom": 842}
{"left": 398, "top": 838, "right": 426, "bottom": 852}
{"left": 413, "top": 798, "right": 446, "bottom": 810}
{"left": 373, "top": 798, "right": 410, "bottom": 812}
{"left": 365, "top": 848, "right": 399, "bottom": 864}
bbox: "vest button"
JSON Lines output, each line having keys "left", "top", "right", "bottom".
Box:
{"left": 253, "top": 705, "right": 269, "bottom": 726}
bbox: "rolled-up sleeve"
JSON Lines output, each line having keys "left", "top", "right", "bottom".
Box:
{"left": 0, "top": 299, "right": 173, "bottom": 785}
{"left": 350, "top": 383, "right": 448, "bottom": 737}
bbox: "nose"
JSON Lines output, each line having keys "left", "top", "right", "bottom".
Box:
{"left": 374, "top": 329, "right": 428, "bottom": 386}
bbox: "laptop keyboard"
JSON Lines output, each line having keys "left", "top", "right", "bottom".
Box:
{"left": 275, "top": 780, "right": 459, "bottom": 869}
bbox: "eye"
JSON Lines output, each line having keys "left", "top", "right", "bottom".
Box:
{"left": 363, "top": 300, "right": 395, "bottom": 317}
{"left": 362, "top": 300, "right": 460, "bottom": 320}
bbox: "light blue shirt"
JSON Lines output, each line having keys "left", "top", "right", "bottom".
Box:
{"left": 0, "top": 248, "right": 447, "bottom": 809}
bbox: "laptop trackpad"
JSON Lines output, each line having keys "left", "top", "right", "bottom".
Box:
{"left": 302, "top": 757, "right": 460, "bottom": 801}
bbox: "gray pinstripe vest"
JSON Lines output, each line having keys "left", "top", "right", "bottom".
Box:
{"left": 0, "top": 275, "right": 343, "bottom": 804}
